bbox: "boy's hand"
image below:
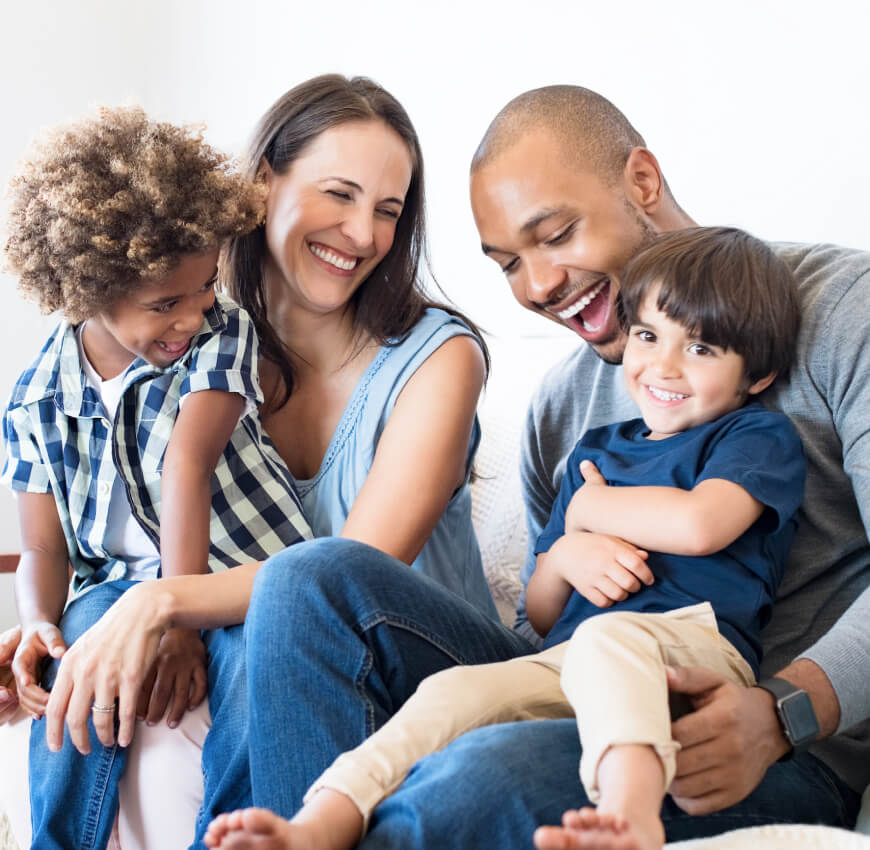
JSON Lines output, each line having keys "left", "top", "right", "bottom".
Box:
{"left": 137, "top": 627, "right": 207, "bottom": 728}
{"left": 11, "top": 621, "right": 66, "bottom": 718}
{"left": 564, "top": 460, "right": 608, "bottom": 532}
{"left": 548, "top": 531, "right": 652, "bottom": 607}
{"left": 0, "top": 625, "right": 22, "bottom": 723}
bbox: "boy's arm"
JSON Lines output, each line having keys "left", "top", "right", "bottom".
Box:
{"left": 11, "top": 491, "right": 71, "bottom": 716}
{"left": 144, "top": 388, "right": 243, "bottom": 726}
{"left": 566, "top": 461, "right": 764, "bottom": 556}
{"left": 527, "top": 533, "right": 652, "bottom": 637}
{"left": 159, "top": 389, "right": 245, "bottom": 578}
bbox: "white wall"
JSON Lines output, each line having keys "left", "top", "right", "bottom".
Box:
{"left": 1, "top": 0, "right": 868, "bottom": 552}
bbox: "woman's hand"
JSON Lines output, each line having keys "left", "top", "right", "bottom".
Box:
{"left": 44, "top": 581, "right": 170, "bottom": 753}
{"left": 0, "top": 625, "right": 23, "bottom": 723}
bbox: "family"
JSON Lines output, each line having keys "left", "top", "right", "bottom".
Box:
{"left": 0, "top": 74, "right": 867, "bottom": 850}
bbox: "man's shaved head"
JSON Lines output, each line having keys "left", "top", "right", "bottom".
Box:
{"left": 472, "top": 85, "right": 645, "bottom": 185}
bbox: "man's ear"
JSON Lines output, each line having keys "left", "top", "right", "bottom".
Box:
{"left": 623, "top": 147, "right": 665, "bottom": 214}
{"left": 747, "top": 372, "right": 777, "bottom": 396}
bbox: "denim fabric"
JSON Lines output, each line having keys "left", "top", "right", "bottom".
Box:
{"left": 29, "top": 581, "right": 251, "bottom": 850}
{"left": 244, "top": 537, "right": 860, "bottom": 847}
{"left": 244, "top": 537, "right": 536, "bottom": 814}
{"left": 361, "top": 720, "right": 861, "bottom": 849}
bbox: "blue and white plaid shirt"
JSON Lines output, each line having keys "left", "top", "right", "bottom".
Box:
{"left": 2, "top": 293, "right": 311, "bottom": 597}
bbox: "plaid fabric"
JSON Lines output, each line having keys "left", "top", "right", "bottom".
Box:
{"left": 2, "top": 293, "right": 311, "bottom": 596}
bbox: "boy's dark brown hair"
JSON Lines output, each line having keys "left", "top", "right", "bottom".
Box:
{"left": 4, "top": 106, "right": 263, "bottom": 322}
{"left": 620, "top": 226, "right": 800, "bottom": 383}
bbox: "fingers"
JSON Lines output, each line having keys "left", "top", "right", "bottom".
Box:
{"left": 166, "top": 670, "right": 190, "bottom": 728}
{"left": 614, "top": 550, "right": 654, "bottom": 586}
{"left": 0, "top": 625, "right": 22, "bottom": 665}
{"left": 136, "top": 666, "right": 157, "bottom": 721}
{"left": 145, "top": 662, "right": 174, "bottom": 726}
{"left": 593, "top": 575, "right": 629, "bottom": 603}
{"left": 666, "top": 664, "right": 727, "bottom": 698}
{"left": 36, "top": 623, "right": 67, "bottom": 660}
{"left": 579, "top": 460, "right": 605, "bottom": 484}
{"left": 44, "top": 663, "right": 73, "bottom": 752}
{"left": 188, "top": 663, "right": 208, "bottom": 709}
{"left": 17, "top": 681, "right": 49, "bottom": 718}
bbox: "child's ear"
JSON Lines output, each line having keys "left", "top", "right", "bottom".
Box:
{"left": 747, "top": 372, "right": 777, "bottom": 396}
{"left": 256, "top": 157, "right": 273, "bottom": 190}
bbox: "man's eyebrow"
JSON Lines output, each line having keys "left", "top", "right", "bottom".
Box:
{"left": 481, "top": 206, "right": 571, "bottom": 256}
{"left": 325, "top": 177, "right": 404, "bottom": 207}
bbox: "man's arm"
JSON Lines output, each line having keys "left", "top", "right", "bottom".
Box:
{"left": 566, "top": 461, "right": 764, "bottom": 556}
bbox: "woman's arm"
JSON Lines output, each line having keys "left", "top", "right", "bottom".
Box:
{"left": 44, "top": 562, "right": 260, "bottom": 752}
{"left": 340, "top": 335, "right": 486, "bottom": 564}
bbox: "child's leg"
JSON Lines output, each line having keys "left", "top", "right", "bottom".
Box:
{"left": 207, "top": 647, "right": 571, "bottom": 850}
{"left": 29, "top": 580, "right": 136, "bottom": 850}
{"left": 537, "top": 607, "right": 753, "bottom": 850}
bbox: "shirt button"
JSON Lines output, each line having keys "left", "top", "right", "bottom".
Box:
{"left": 98, "top": 481, "right": 111, "bottom": 497}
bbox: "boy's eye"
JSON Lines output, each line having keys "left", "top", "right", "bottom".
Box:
{"left": 633, "top": 329, "right": 656, "bottom": 343}
{"left": 689, "top": 343, "right": 712, "bottom": 356}
{"left": 153, "top": 301, "right": 177, "bottom": 314}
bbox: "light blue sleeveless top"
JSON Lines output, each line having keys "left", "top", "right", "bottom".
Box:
{"left": 296, "top": 307, "right": 497, "bottom": 619}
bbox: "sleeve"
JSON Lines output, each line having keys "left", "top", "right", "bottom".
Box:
{"left": 1, "top": 401, "right": 53, "bottom": 494}
{"left": 180, "top": 303, "right": 263, "bottom": 408}
{"left": 514, "top": 397, "right": 564, "bottom": 644}
{"left": 795, "top": 269, "right": 870, "bottom": 732}
{"left": 533, "top": 443, "right": 583, "bottom": 555}
{"left": 696, "top": 410, "right": 807, "bottom": 533}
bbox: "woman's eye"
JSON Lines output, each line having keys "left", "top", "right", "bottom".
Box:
{"left": 327, "top": 190, "right": 352, "bottom": 200}
{"left": 377, "top": 207, "right": 400, "bottom": 220}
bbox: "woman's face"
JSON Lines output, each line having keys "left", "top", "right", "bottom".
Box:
{"left": 262, "top": 119, "right": 414, "bottom": 317}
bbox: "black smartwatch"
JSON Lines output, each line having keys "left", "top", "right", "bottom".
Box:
{"left": 756, "top": 677, "right": 820, "bottom": 760}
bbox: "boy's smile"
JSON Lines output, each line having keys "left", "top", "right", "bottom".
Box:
{"left": 623, "top": 291, "right": 773, "bottom": 440}
{"left": 81, "top": 250, "right": 220, "bottom": 380}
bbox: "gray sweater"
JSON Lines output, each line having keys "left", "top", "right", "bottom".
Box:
{"left": 517, "top": 242, "right": 870, "bottom": 793}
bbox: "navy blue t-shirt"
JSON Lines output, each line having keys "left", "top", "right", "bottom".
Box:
{"left": 535, "top": 402, "right": 806, "bottom": 675}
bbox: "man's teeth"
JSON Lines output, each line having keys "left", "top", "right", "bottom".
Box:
{"left": 647, "top": 385, "right": 687, "bottom": 401}
{"left": 309, "top": 243, "right": 358, "bottom": 271}
{"left": 557, "top": 279, "right": 607, "bottom": 321}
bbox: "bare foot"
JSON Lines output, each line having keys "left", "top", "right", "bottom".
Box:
{"left": 204, "top": 808, "right": 305, "bottom": 850}
{"left": 533, "top": 806, "right": 665, "bottom": 850}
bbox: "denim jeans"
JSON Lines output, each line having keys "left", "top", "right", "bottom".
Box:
{"left": 245, "top": 537, "right": 861, "bottom": 848}
{"left": 29, "top": 580, "right": 251, "bottom": 850}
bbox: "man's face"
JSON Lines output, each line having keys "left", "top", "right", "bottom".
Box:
{"left": 471, "top": 130, "right": 657, "bottom": 364}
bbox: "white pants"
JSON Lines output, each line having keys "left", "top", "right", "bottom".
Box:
{"left": 307, "top": 603, "right": 755, "bottom": 827}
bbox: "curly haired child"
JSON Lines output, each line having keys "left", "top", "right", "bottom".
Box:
{"left": 2, "top": 106, "right": 311, "bottom": 849}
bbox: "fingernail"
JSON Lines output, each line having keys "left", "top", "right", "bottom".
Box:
{"left": 146, "top": 719, "right": 155, "bottom": 727}
{"left": 169, "top": 720, "right": 178, "bottom": 729}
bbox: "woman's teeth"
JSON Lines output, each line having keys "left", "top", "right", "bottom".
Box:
{"left": 557, "top": 279, "right": 607, "bottom": 321}
{"left": 309, "top": 243, "right": 358, "bottom": 271}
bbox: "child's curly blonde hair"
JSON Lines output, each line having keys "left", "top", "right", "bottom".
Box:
{"left": 4, "top": 105, "right": 263, "bottom": 322}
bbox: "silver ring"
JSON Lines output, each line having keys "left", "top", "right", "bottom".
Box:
{"left": 91, "top": 702, "right": 115, "bottom": 713}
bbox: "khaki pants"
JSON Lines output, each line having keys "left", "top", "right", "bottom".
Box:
{"left": 307, "top": 603, "right": 754, "bottom": 827}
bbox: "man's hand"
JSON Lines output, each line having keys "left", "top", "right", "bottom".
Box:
{"left": 136, "top": 627, "right": 207, "bottom": 728}
{"left": 11, "top": 621, "right": 66, "bottom": 718}
{"left": 667, "top": 665, "right": 788, "bottom": 814}
{"left": 546, "top": 531, "right": 652, "bottom": 608}
{"left": 0, "top": 625, "right": 23, "bottom": 723}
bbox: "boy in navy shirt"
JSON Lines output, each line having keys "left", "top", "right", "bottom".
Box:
{"left": 204, "top": 227, "right": 804, "bottom": 850}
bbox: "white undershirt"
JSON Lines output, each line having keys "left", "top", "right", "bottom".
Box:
{"left": 76, "top": 326, "right": 161, "bottom": 581}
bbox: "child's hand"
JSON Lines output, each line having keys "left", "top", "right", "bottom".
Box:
{"left": 11, "top": 621, "right": 66, "bottom": 718}
{"left": 548, "top": 531, "right": 653, "bottom": 607}
{"left": 137, "top": 627, "right": 208, "bottom": 728}
{"left": 564, "top": 460, "right": 608, "bottom": 532}
{"left": 0, "top": 625, "right": 22, "bottom": 723}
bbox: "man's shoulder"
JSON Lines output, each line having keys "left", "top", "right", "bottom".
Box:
{"left": 770, "top": 241, "right": 870, "bottom": 305}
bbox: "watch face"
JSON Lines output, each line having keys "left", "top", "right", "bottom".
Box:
{"left": 781, "top": 691, "right": 820, "bottom": 745}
